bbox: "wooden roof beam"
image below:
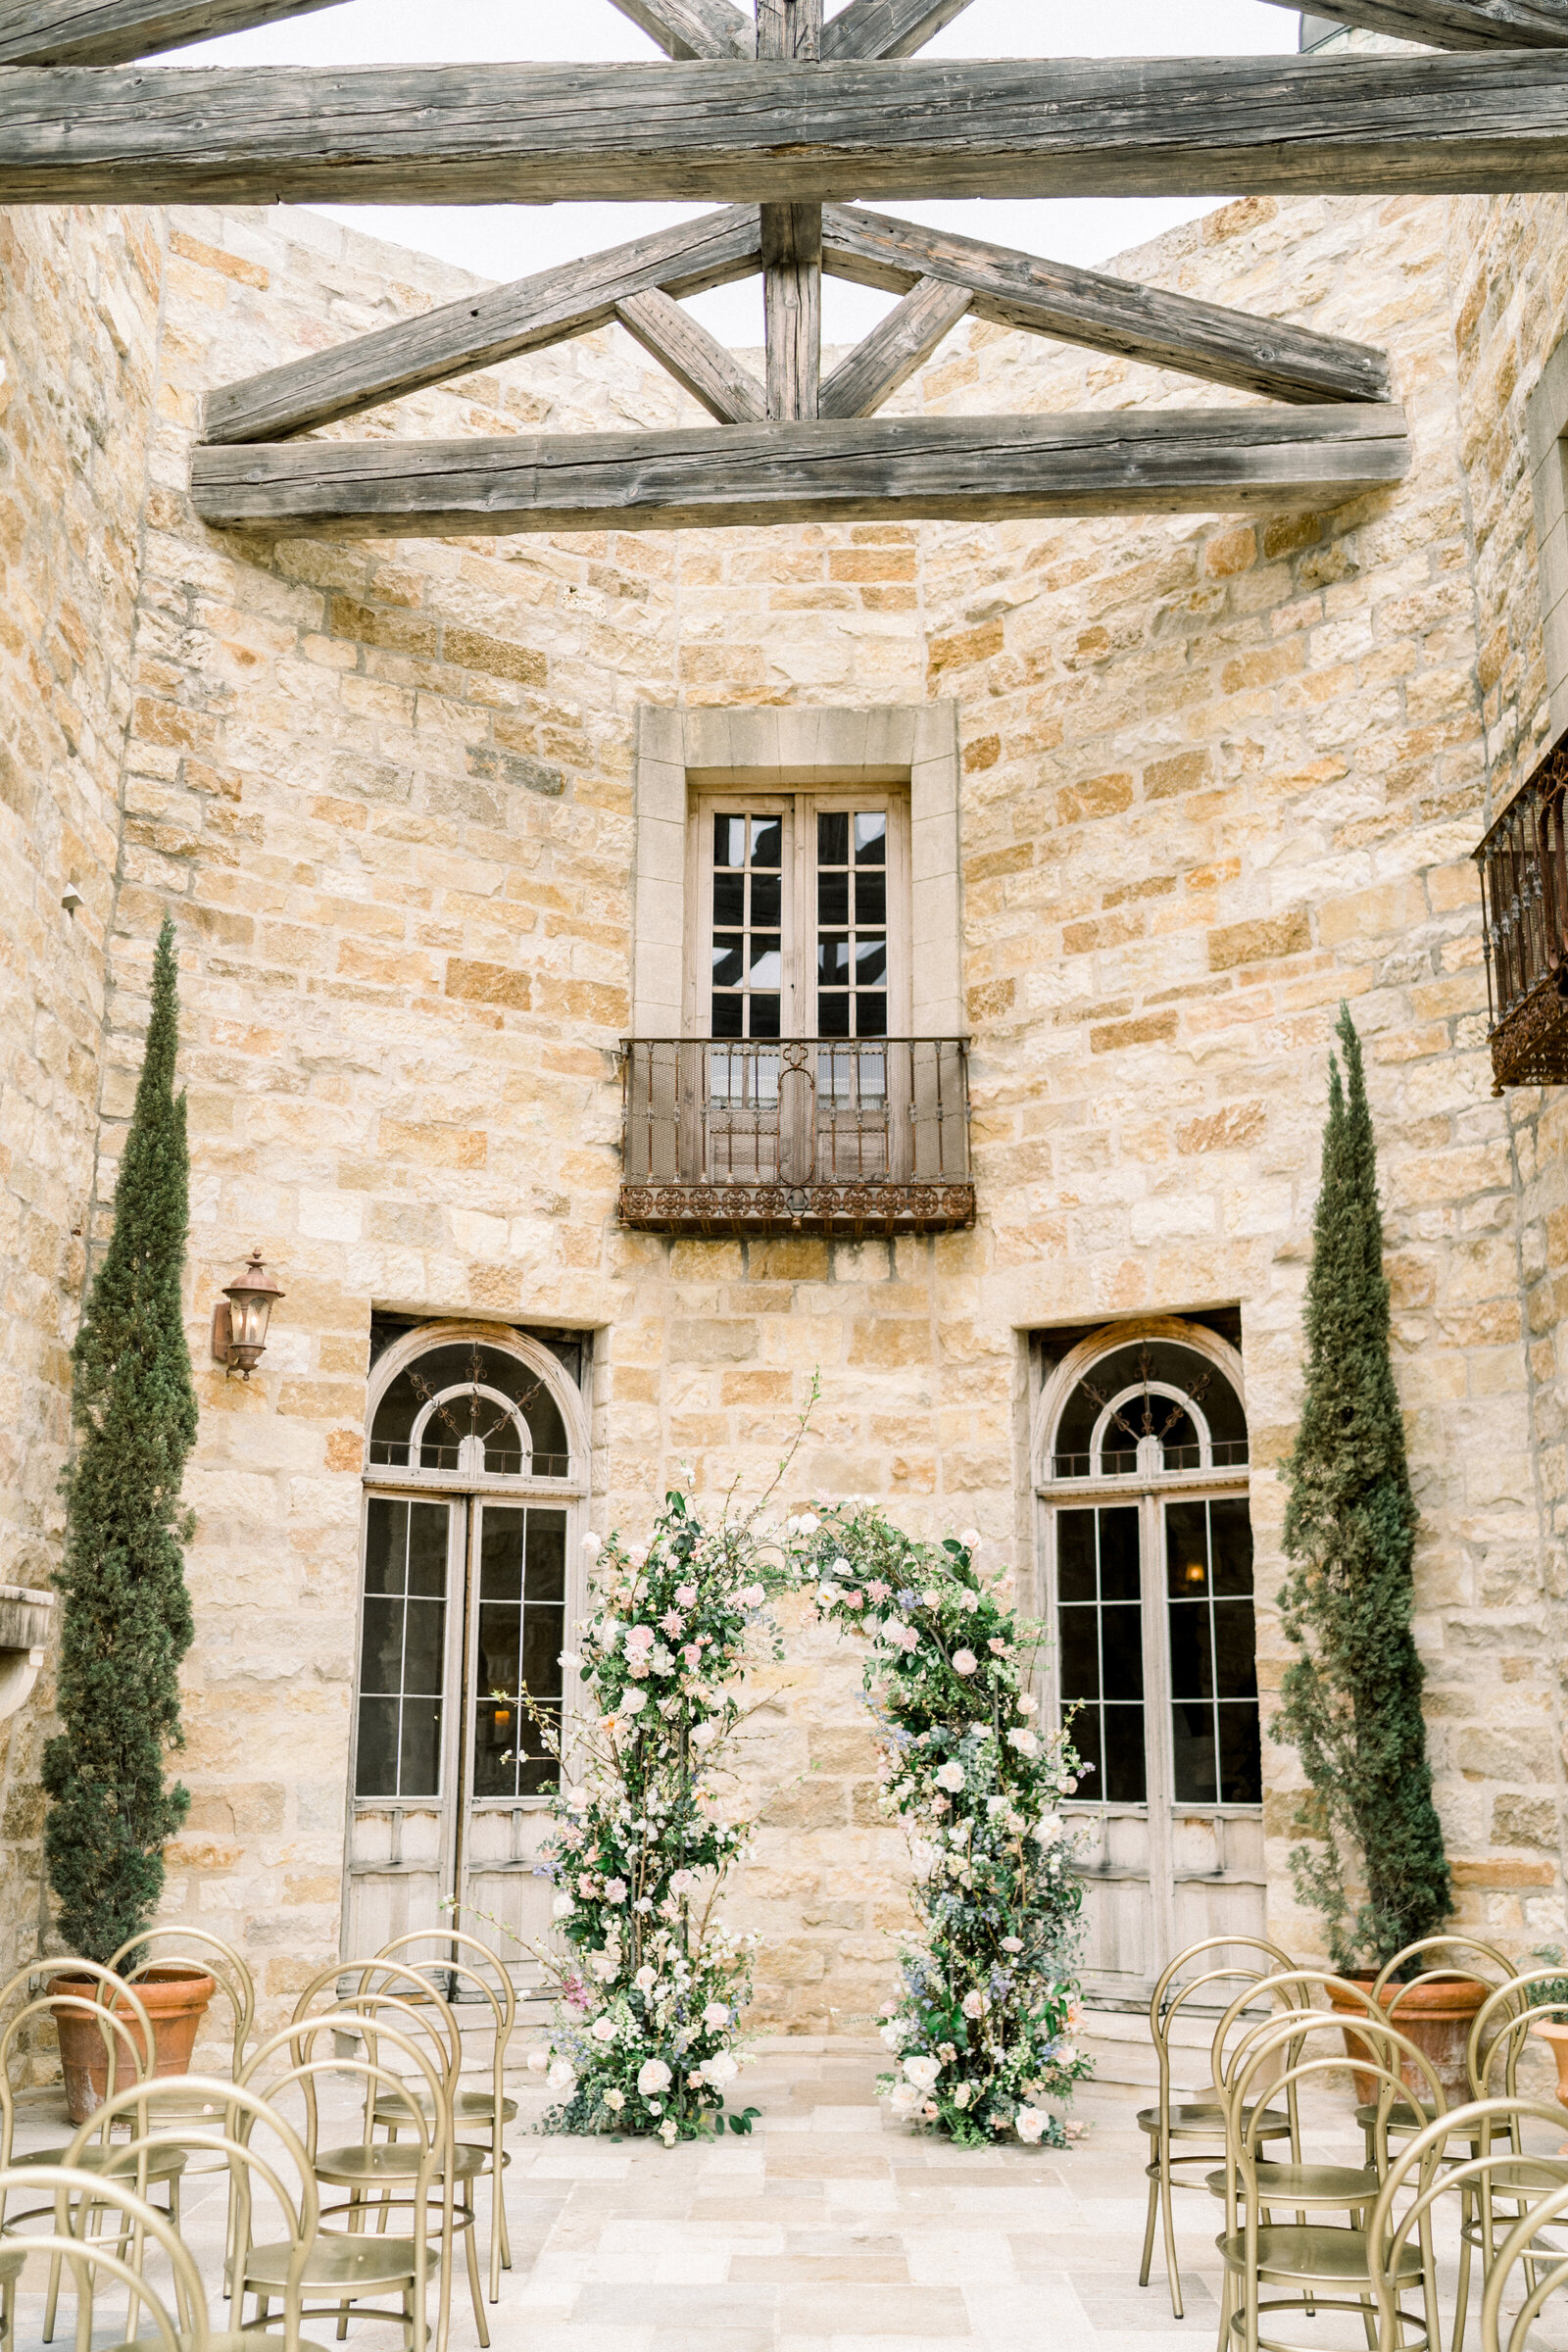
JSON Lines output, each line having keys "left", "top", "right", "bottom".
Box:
{"left": 203, "top": 204, "right": 761, "bottom": 445}
{"left": 1258, "top": 0, "right": 1568, "bottom": 48}
{"left": 819, "top": 0, "right": 978, "bottom": 60}
{"left": 818, "top": 275, "right": 972, "bottom": 417}
{"left": 0, "top": 0, "right": 332, "bottom": 66}
{"left": 8, "top": 56, "right": 1568, "bottom": 204}
{"left": 189, "top": 407, "right": 1412, "bottom": 538}
{"left": 615, "top": 286, "right": 766, "bottom": 420}
{"left": 605, "top": 0, "right": 751, "bottom": 61}
{"left": 821, "top": 204, "right": 1393, "bottom": 405}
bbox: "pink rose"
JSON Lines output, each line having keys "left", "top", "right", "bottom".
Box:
{"left": 674, "top": 1584, "right": 698, "bottom": 1607}
{"left": 682, "top": 1644, "right": 703, "bottom": 1670}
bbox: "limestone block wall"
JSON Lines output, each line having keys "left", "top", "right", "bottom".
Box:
{"left": 8, "top": 172, "right": 1568, "bottom": 2018}
{"left": 0, "top": 205, "right": 163, "bottom": 1972}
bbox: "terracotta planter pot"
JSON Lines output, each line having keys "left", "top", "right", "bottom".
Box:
{"left": 52, "top": 1966, "right": 215, "bottom": 2124}
{"left": 1328, "top": 1974, "right": 1489, "bottom": 2106}
{"left": 1531, "top": 2018, "right": 1568, "bottom": 2110}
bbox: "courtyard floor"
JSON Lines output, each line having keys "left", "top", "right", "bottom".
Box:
{"left": 8, "top": 2034, "right": 1568, "bottom": 2352}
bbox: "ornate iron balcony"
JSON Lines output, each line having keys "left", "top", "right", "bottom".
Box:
{"left": 1475, "top": 731, "right": 1568, "bottom": 1090}
{"left": 618, "top": 1037, "right": 975, "bottom": 1238}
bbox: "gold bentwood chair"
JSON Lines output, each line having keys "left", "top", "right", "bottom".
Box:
{"left": 0, "top": 2165, "right": 204, "bottom": 2352}
{"left": 1204, "top": 1975, "right": 1388, "bottom": 2228}
{"left": 1372, "top": 2095, "right": 1568, "bottom": 2352}
{"left": 290, "top": 1963, "right": 482, "bottom": 2352}
{"left": 110, "top": 1929, "right": 256, "bottom": 2089}
{"left": 238, "top": 2016, "right": 441, "bottom": 2352}
{"left": 63, "top": 2076, "right": 325, "bottom": 2352}
{"left": 1356, "top": 1938, "right": 1520, "bottom": 2150}
{"left": 1138, "top": 1936, "right": 1299, "bottom": 2318}
{"left": 1480, "top": 2170, "right": 1568, "bottom": 2352}
{"left": 1217, "top": 2019, "right": 1446, "bottom": 2352}
{"left": 368, "top": 1934, "right": 516, "bottom": 2300}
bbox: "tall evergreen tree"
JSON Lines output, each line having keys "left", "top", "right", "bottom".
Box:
{"left": 1273, "top": 1003, "right": 1451, "bottom": 1975}
{"left": 43, "top": 917, "right": 197, "bottom": 1962}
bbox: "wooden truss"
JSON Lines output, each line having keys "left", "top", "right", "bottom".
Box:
{"left": 16, "top": 0, "right": 1561, "bottom": 532}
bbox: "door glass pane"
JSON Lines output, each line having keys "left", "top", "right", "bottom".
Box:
{"left": 710, "top": 811, "right": 784, "bottom": 1038}
{"left": 1055, "top": 1505, "right": 1145, "bottom": 1806}
{"left": 1164, "top": 1496, "right": 1261, "bottom": 1804}
{"left": 472, "top": 1508, "right": 567, "bottom": 1801}
{"left": 356, "top": 1497, "right": 448, "bottom": 1798}
{"left": 817, "top": 808, "right": 889, "bottom": 1039}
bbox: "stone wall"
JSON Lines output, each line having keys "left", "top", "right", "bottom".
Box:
{"left": 7, "top": 170, "right": 1568, "bottom": 2018}
{"left": 0, "top": 204, "right": 163, "bottom": 1972}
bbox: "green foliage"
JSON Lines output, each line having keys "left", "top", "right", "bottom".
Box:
{"left": 1272, "top": 1003, "right": 1451, "bottom": 1976}
{"left": 803, "top": 1510, "right": 1090, "bottom": 2148}
{"left": 43, "top": 918, "right": 197, "bottom": 1963}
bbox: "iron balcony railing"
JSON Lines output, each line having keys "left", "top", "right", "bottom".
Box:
{"left": 618, "top": 1037, "right": 975, "bottom": 1236}
{"left": 1475, "top": 730, "right": 1568, "bottom": 1089}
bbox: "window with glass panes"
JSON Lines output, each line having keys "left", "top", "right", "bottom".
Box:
{"left": 356, "top": 1496, "right": 450, "bottom": 1798}
{"left": 694, "top": 792, "right": 906, "bottom": 1039}
{"left": 472, "top": 1505, "right": 566, "bottom": 1799}
{"left": 1055, "top": 1505, "right": 1147, "bottom": 1803}
{"left": 1163, "top": 1496, "right": 1260, "bottom": 1803}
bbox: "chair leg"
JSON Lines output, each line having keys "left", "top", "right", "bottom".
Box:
{"left": 1159, "top": 2158, "right": 1184, "bottom": 2321}
{"left": 1139, "top": 2152, "right": 1159, "bottom": 2289}
{"left": 462, "top": 2194, "right": 489, "bottom": 2350}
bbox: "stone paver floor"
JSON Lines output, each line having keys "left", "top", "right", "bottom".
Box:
{"left": 8, "top": 2036, "right": 1568, "bottom": 2352}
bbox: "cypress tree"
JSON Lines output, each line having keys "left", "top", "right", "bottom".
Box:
{"left": 1273, "top": 1004, "right": 1451, "bottom": 1975}
{"left": 42, "top": 916, "right": 197, "bottom": 1962}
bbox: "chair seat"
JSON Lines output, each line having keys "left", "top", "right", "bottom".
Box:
{"left": 373, "top": 2089, "right": 517, "bottom": 2126}
{"left": 1219, "top": 2224, "right": 1423, "bottom": 2286}
{"left": 6, "top": 2142, "right": 188, "bottom": 2182}
{"left": 1205, "top": 2162, "right": 1380, "bottom": 2206}
{"left": 245, "top": 2235, "right": 420, "bottom": 2293}
{"left": 1352, "top": 2097, "right": 1433, "bottom": 2133}
{"left": 1139, "top": 2101, "right": 1291, "bottom": 2140}
{"left": 105, "top": 2335, "right": 332, "bottom": 2352}
{"left": 314, "top": 2140, "right": 485, "bottom": 2186}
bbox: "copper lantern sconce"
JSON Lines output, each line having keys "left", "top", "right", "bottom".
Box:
{"left": 212, "top": 1248, "right": 284, "bottom": 1378}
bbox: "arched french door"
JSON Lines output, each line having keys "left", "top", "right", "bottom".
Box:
{"left": 1034, "top": 1320, "right": 1263, "bottom": 1998}
{"left": 345, "top": 1323, "right": 588, "bottom": 1965}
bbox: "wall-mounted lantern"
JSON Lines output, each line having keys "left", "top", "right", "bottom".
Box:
{"left": 211, "top": 1248, "right": 284, "bottom": 1378}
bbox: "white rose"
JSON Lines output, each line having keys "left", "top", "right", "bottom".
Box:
{"left": 1015, "top": 2108, "right": 1047, "bottom": 2145}
{"left": 637, "top": 2059, "right": 672, "bottom": 2096}
{"left": 1001, "top": 1936, "right": 1024, "bottom": 1954}
{"left": 902, "top": 2054, "right": 941, "bottom": 2091}
{"left": 934, "top": 1760, "right": 966, "bottom": 1792}
{"left": 1054, "top": 2044, "right": 1078, "bottom": 2068}
{"left": 739, "top": 1583, "right": 765, "bottom": 1608}
{"left": 691, "top": 1721, "right": 720, "bottom": 1750}
{"left": 798, "top": 1514, "right": 819, "bottom": 1535}
{"left": 552, "top": 1892, "right": 574, "bottom": 1919}
{"left": 959, "top": 1528, "right": 982, "bottom": 1551}
{"left": 831, "top": 1557, "right": 852, "bottom": 1577}
{"left": 952, "top": 2082, "right": 973, "bottom": 2110}
{"left": 627, "top": 1545, "right": 648, "bottom": 1566}
{"left": 566, "top": 1785, "right": 589, "bottom": 1810}
{"left": 659, "top": 2117, "right": 679, "bottom": 2147}
{"left": 546, "top": 2059, "right": 576, "bottom": 2091}
{"left": 1016, "top": 1693, "right": 1039, "bottom": 1716}
{"left": 952, "top": 1649, "right": 977, "bottom": 1676}
{"left": 879, "top": 2019, "right": 908, "bottom": 2050}
{"left": 702, "top": 2001, "right": 730, "bottom": 2029}
{"left": 590, "top": 2015, "right": 617, "bottom": 2043}
{"left": 921, "top": 1590, "right": 941, "bottom": 1609}
{"left": 581, "top": 1534, "right": 603, "bottom": 1560}
{"left": 816, "top": 1584, "right": 842, "bottom": 1608}
{"left": 604, "top": 1878, "right": 628, "bottom": 1903}
{"left": 526, "top": 2047, "right": 549, "bottom": 2074}
{"left": 702, "top": 2053, "right": 739, "bottom": 2086}
{"left": 1006, "top": 1728, "right": 1039, "bottom": 1757}
{"left": 604, "top": 2087, "right": 625, "bottom": 2111}
{"left": 888, "top": 2082, "right": 921, "bottom": 2118}
{"left": 1033, "top": 1815, "right": 1062, "bottom": 1845}
{"left": 961, "top": 1989, "right": 985, "bottom": 2018}
{"left": 619, "top": 1688, "right": 649, "bottom": 1716}
{"left": 634, "top": 1965, "right": 657, "bottom": 1991}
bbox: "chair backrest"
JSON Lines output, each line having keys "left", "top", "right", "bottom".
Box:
{"left": 292, "top": 1958, "right": 462, "bottom": 2109}
{"left": 108, "top": 1926, "right": 256, "bottom": 2078}
{"left": 0, "top": 1986, "right": 151, "bottom": 2164}
{"left": 1211, "top": 1968, "right": 1376, "bottom": 2095}
{"left": 240, "top": 2007, "right": 446, "bottom": 2169}
{"left": 1372, "top": 1934, "right": 1517, "bottom": 1998}
{"left": 0, "top": 2161, "right": 206, "bottom": 2352}
{"left": 1146, "top": 1936, "right": 1298, "bottom": 2103}
{"left": 1465, "top": 1969, "right": 1568, "bottom": 2099}
{"left": 1481, "top": 2168, "right": 1568, "bottom": 2352}
{"left": 371, "top": 1930, "right": 515, "bottom": 2053}
{"left": 1369, "top": 2087, "right": 1568, "bottom": 2352}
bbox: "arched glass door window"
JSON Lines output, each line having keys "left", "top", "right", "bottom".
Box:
{"left": 1037, "top": 1322, "right": 1262, "bottom": 1987}
{"left": 368, "top": 1338, "right": 573, "bottom": 1480}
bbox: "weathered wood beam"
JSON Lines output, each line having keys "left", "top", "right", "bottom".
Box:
{"left": 203, "top": 206, "right": 761, "bottom": 446}
{"left": 756, "top": 0, "right": 820, "bottom": 58}
{"left": 189, "top": 408, "right": 1412, "bottom": 538}
{"left": 1256, "top": 0, "right": 1568, "bottom": 48}
{"left": 819, "top": 0, "right": 977, "bottom": 60}
{"left": 615, "top": 287, "right": 766, "bottom": 421}
{"left": 818, "top": 275, "right": 971, "bottom": 417}
{"left": 758, "top": 0, "right": 822, "bottom": 422}
{"left": 821, "top": 205, "right": 1393, "bottom": 406}
{"left": 605, "top": 0, "right": 751, "bottom": 61}
{"left": 0, "top": 0, "right": 332, "bottom": 66}
{"left": 10, "top": 57, "right": 1568, "bottom": 203}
